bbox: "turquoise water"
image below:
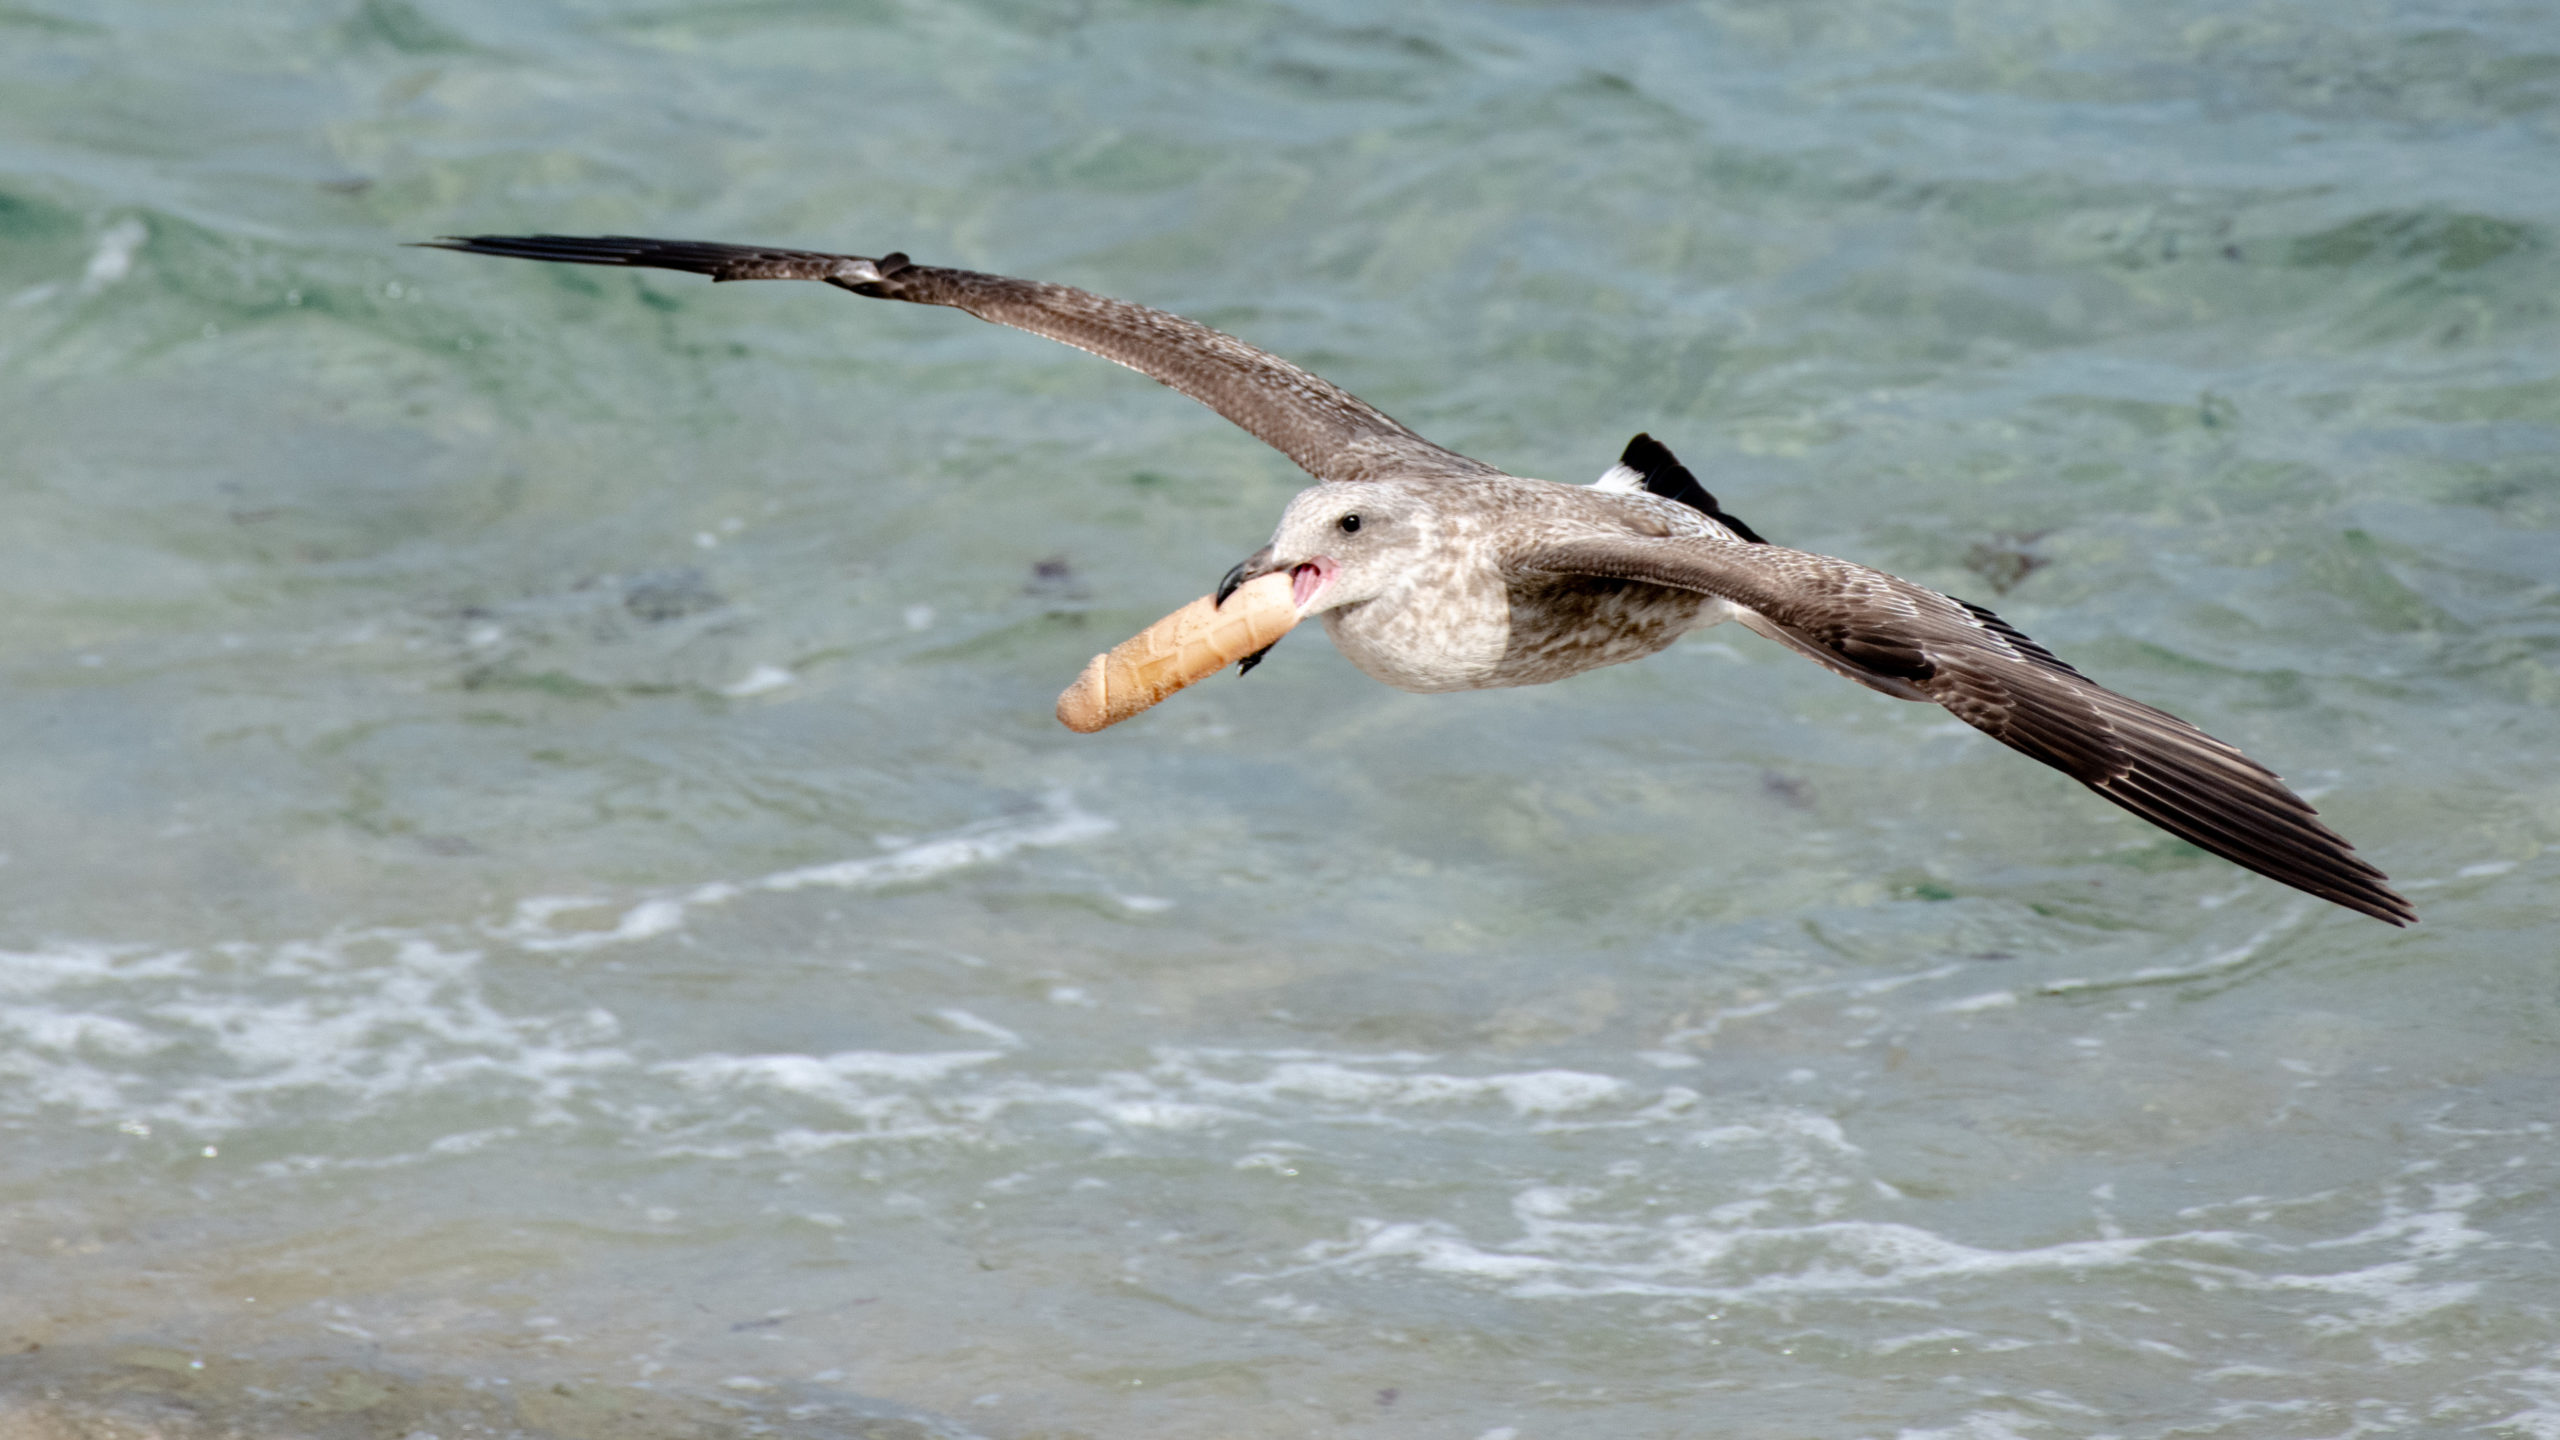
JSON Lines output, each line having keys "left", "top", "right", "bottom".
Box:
{"left": 2, "top": 1, "right": 2556, "bottom": 1436}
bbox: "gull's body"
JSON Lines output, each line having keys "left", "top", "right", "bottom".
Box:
{"left": 425, "top": 234, "right": 2415, "bottom": 926}
{"left": 1274, "top": 478, "right": 1737, "bottom": 693}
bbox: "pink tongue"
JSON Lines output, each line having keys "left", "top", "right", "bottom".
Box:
{"left": 1291, "top": 564, "right": 1324, "bottom": 608}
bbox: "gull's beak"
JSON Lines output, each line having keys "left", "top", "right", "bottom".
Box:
{"left": 1215, "top": 544, "right": 1289, "bottom": 676}
{"left": 1216, "top": 545, "right": 1277, "bottom": 608}
{"left": 1216, "top": 545, "right": 1337, "bottom": 612}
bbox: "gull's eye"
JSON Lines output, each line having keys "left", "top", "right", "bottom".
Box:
{"left": 1338, "top": 513, "right": 1362, "bottom": 534}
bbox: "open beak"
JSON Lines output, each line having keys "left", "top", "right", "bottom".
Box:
{"left": 1216, "top": 546, "right": 1337, "bottom": 611}
{"left": 1215, "top": 546, "right": 1335, "bottom": 677}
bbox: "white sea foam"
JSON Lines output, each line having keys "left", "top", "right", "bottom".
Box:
{"left": 1871, "top": 1327, "right": 1977, "bottom": 1355}
{"left": 2488, "top": 1363, "right": 2560, "bottom": 1439}
{"left": 1271, "top": 1207, "right": 2179, "bottom": 1302}
{"left": 2038, "top": 908, "right": 2306, "bottom": 997}
{"left": 931, "top": 1009, "right": 1023, "bottom": 1047}
{"left": 0, "top": 789, "right": 2518, "bottom": 1404}
{"left": 495, "top": 794, "right": 1112, "bottom": 953}
{"left": 1938, "top": 990, "right": 2017, "bottom": 1013}
{"left": 0, "top": 1004, "right": 163, "bottom": 1056}
{"left": 655, "top": 1049, "right": 1004, "bottom": 1148}
{"left": 1029, "top": 1050, "right": 1659, "bottom": 1133}
{"left": 1216, "top": 1138, "right": 2502, "bottom": 1365}
{"left": 1245, "top": 1061, "right": 1628, "bottom": 1116}
{"left": 0, "top": 800, "right": 1117, "bottom": 1145}
{"left": 0, "top": 938, "right": 2522, "bottom": 1434}
{"left": 719, "top": 663, "right": 796, "bottom": 697}
{"left": 1888, "top": 1416, "right": 2042, "bottom": 1440}
{"left": 665, "top": 1049, "right": 1002, "bottom": 1092}
{"left": 0, "top": 930, "right": 636, "bottom": 1139}
{"left": 0, "top": 942, "right": 193, "bottom": 997}
{"left": 2251, "top": 1183, "right": 2490, "bottom": 1334}
{"left": 81, "top": 218, "right": 146, "bottom": 290}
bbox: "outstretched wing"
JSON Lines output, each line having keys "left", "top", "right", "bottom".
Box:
{"left": 1516, "top": 535, "right": 2414, "bottom": 926}
{"left": 418, "top": 234, "right": 1495, "bottom": 485}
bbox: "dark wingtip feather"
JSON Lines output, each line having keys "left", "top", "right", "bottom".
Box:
{"left": 1917, "top": 598, "right": 2416, "bottom": 927}
{"left": 412, "top": 234, "right": 864, "bottom": 283}
{"left": 2078, "top": 721, "right": 2418, "bottom": 927}
{"left": 1618, "top": 433, "right": 1768, "bottom": 544}
{"left": 2103, "top": 774, "right": 2416, "bottom": 926}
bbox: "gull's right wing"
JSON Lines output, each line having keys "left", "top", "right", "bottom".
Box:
{"left": 1515, "top": 533, "right": 2416, "bottom": 926}
{"left": 419, "top": 234, "right": 1498, "bottom": 485}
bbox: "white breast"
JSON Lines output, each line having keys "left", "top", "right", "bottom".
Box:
{"left": 1319, "top": 572, "right": 1514, "bottom": 693}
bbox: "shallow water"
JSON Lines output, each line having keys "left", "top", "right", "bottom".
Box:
{"left": 2, "top": 1, "right": 2557, "bottom": 1436}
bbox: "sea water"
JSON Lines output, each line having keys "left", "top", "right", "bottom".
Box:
{"left": 1, "top": 1, "right": 2556, "bottom": 1436}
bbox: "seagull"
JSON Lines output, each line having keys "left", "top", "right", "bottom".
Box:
{"left": 421, "top": 234, "right": 2415, "bottom": 926}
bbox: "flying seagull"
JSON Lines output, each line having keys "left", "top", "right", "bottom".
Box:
{"left": 421, "top": 234, "right": 2414, "bottom": 926}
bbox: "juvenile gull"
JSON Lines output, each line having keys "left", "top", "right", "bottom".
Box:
{"left": 422, "top": 234, "right": 2415, "bottom": 926}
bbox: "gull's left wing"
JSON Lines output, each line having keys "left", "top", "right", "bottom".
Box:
{"left": 418, "top": 234, "right": 1497, "bottom": 485}
{"left": 1515, "top": 534, "right": 2415, "bottom": 925}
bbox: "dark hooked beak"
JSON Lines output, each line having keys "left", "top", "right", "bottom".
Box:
{"left": 1216, "top": 544, "right": 1284, "bottom": 675}
{"left": 1215, "top": 544, "right": 1277, "bottom": 608}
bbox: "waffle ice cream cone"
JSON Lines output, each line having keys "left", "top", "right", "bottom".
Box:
{"left": 1056, "top": 572, "right": 1302, "bottom": 732}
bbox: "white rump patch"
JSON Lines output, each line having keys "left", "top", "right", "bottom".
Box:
{"left": 1590, "top": 463, "right": 1646, "bottom": 494}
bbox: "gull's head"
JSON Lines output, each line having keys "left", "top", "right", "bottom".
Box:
{"left": 1219, "top": 483, "right": 1431, "bottom": 616}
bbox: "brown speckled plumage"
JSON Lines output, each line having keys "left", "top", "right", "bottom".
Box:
{"left": 423, "top": 233, "right": 2414, "bottom": 926}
